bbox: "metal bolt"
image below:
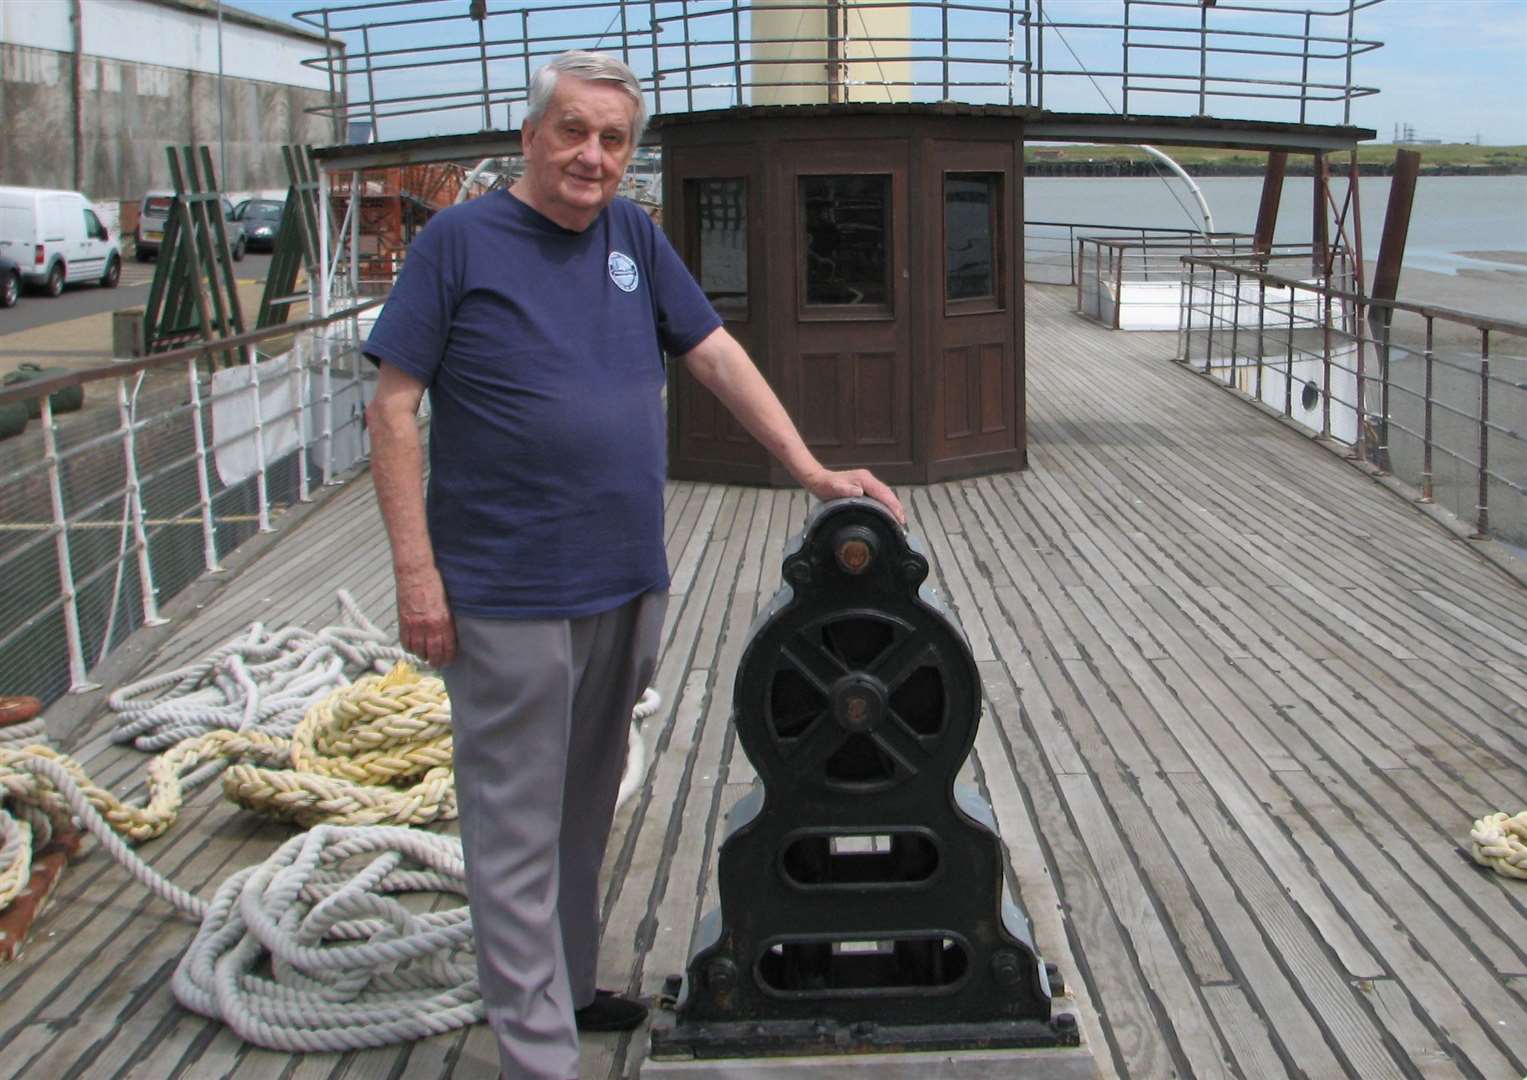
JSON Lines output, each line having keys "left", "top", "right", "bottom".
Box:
{"left": 785, "top": 560, "right": 812, "bottom": 586}
{"left": 1055, "top": 1012, "right": 1078, "bottom": 1031}
{"left": 706, "top": 957, "right": 738, "bottom": 993}
{"left": 990, "top": 950, "right": 1023, "bottom": 987}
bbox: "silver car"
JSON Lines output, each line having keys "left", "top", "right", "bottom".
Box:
{"left": 135, "top": 190, "right": 246, "bottom": 262}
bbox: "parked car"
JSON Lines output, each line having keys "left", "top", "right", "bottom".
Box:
{"left": 233, "top": 198, "right": 285, "bottom": 252}
{"left": 0, "top": 185, "right": 121, "bottom": 296}
{"left": 136, "top": 190, "right": 246, "bottom": 262}
{"left": 0, "top": 253, "right": 21, "bottom": 308}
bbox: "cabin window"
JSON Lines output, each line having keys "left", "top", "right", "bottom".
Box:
{"left": 945, "top": 172, "right": 999, "bottom": 304}
{"left": 800, "top": 174, "right": 891, "bottom": 309}
{"left": 687, "top": 178, "right": 749, "bottom": 317}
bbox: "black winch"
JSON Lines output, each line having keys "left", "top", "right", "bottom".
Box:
{"left": 650, "top": 497, "right": 1076, "bottom": 1060}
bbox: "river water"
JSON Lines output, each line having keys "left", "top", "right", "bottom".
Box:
{"left": 1028, "top": 174, "right": 1527, "bottom": 315}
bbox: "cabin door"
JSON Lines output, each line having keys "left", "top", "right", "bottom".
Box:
{"left": 776, "top": 140, "right": 913, "bottom": 474}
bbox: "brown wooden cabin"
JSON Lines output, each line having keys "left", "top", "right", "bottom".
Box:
{"left": 659, "top": 104, "right": 1030, "bottom": 486}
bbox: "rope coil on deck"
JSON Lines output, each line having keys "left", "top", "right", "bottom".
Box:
{"left": 108, "top": 591, "right": 413, "bottom": 749}
{"left": 0, "top": 663, "right": 458, "bottom": 874}
{"left": 171, "top": 825, "right": 481, "bottom": 1052}
{"left": 2, "top": 605, "right": 664, "bottom": 1050}
{"left": 1469, "top": 811, "right": 1527, "bottom": 881}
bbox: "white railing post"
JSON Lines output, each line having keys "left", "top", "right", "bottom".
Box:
{"left": 321, "top": 328, "right": 336, "bottom": 486}
{"left": 40, "top": 396, "right": 99, "bottom": 693}
{"left": 186, "top": 356, "right": 222, "bottom": 572}
{"left": 117, "top": 375, "right": 166, "bottom": 626}
{"left": 248, "top": 354, "right": 273, "bottom": 533}
{"left": 292, "top": 335, "right": 312, "bottom": 503}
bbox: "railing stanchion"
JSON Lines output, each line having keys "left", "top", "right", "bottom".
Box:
{"left": 1377, "top": 314, "right": 1391, "bottom": 471}
{"left": 187, "top": 356, "right": 222, "bottom": 572}
{"left": 249, "top": 350, "right": 273, "bottom": 533}
{"left": 1284, "top": 289, "right": 1295, "bottom": 418}
{"left": 293, "top": 335, "right": 312, "bottom": 503}
{"left": 1178, "top": 260, "right": 1194, "bottom": 362}
{"left": 1204, "top": 264, "right": 1218, "bottom": 373}
{"left": 1230, "top": 264, "right": 1242, "bottom": 384}
{"left": 1321, "top": 288, "right": 1332, "bottom": 438}
{"left": 40, "top": 396, "right": 98, "bottom": 692}
{"left": 1113, "top": 245, "right": 1123, "bottom": 330}
{"left": 1420, "top": 316, "right": 1434, "bottom": 502}
{"left": 117, "top": 375, "right": 165, "bottom": 628}
{"left": 1255, "top": 278, "right": 1265, "bottom": 399}
{"left": 1476, "top": 329, "right": 1491, "bottom": 537}
{"left": 322, "top": 327, "right": 337, "bottom": 486}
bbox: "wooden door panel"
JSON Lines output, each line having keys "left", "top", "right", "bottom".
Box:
{"left": 779, "top": 139, "right": 913, "bottom": 470}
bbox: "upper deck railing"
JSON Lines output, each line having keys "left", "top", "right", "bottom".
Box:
{"left": 294, "top": 0, "right": 1382, "bottom": 141}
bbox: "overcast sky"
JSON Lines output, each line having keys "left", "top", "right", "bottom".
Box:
{"left": 229, "top": 0, "right": 1527, "bottom": 144}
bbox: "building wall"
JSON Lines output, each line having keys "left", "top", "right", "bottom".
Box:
{"left": 0, "top": 0, "right": 338, "bottom": 201}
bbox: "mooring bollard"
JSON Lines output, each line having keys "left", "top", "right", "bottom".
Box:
{"left": 651, "top": 497, "right": 1076, "bottom": 1059}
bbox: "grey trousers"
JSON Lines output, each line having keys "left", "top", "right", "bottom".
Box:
{"left": 443, "top": 591, "right": 667, "bottom": 1080}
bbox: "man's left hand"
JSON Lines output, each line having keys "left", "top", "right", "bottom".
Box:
{"left": 800, "top": 468, "right": 906, "bottom": 525}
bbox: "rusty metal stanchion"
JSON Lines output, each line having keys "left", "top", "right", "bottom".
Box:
{"left": 650, "top": 499, "right": 1074, "bottom": 1061}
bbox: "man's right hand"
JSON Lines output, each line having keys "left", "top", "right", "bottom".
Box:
{"left": 396, "top": 566, "right": 457, "bottom": 668}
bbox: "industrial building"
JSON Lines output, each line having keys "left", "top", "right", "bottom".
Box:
{"left": 0, "top": 0, "right": 339, "bottom": 203}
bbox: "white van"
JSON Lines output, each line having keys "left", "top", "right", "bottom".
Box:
{"left": 0, "top": 186, "right": 122, "bottom": 296}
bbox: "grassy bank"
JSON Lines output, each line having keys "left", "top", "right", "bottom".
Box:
{"left": 1027, "top": 143, "right": 1527, "bottom": 175}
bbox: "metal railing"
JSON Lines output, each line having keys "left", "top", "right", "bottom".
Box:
{"left": 1024, "top": 220, "right": 1203, "bottom": 286}
{"left": 1076, "top": 235, "right": 1353, "bottom": 328}
{"left": 1178, "top": 253, "right": 1527, "bottom": 546}
{"left": 292, "top": 0, "right": 1383, "bottom": 139}
{"left": 0, "top": 304, "right": 383, "bottom": 708}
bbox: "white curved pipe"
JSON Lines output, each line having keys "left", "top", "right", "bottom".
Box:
{"left": 456, "top": 158, "right": 496, "bottom": 204}
{"left": 1138, "top": 144, "right": 1216, "bottom": 239}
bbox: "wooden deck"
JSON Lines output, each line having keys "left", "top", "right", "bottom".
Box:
{"left": 5, "top": 284, "right": 1525, "bottom": 1080}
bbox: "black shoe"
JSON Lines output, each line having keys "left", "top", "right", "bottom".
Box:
{"left": 575, "top": 989, "right": 649, "bottom": 1032}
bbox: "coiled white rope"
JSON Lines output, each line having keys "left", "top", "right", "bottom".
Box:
{"left": 2, "top": 678, "right": 664, "bottom": 1050}
{"left": 108, "top": 591, "right": 413, "bottom": 749}
{"left": 172, "top": 825, "right": 480, "bottom": 1052}
{"left": 1470, "top": 811, "right": 1527, "bottom": 881}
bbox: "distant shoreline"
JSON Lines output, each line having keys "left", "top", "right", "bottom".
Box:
{"left": 1025, "top": 162, "right": 1526, "bottom": 178}
{"left": 1025, "top": 144, "right": 1527, "bottom": 178}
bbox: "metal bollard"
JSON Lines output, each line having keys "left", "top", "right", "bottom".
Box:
{"left": 651, "top": 498, "right": 1075, "bottom": 1059}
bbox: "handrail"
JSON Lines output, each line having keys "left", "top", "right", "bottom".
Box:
{"left": 290, "top": 0, "right": 1384, "bottom": 139}
{"left": 1176, "top": 254, "right": 1525, "bottom": 547}
{"left": 0, "top": 300, "right": 388, "bottom": 707}
{"left": 1180, "top": 254, "right": 1527, "bottom": 338}
{"left": 0, "top": 298, "right": 385, "bottom": 408}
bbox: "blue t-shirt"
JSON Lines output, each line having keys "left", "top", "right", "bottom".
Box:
{"left": 363, "top": 192, "right": 721, "bottom": 619}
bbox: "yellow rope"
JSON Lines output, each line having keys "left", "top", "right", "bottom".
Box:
{"left": 0, "top": 664, "right": 455, "bottom": 908}
{"left": 1469, "top": 811, "right": 1527, "bottom": 881}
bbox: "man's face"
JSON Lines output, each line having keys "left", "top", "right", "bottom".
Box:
{"left": 519, "top": 76, "right": 637, "bottom": 230}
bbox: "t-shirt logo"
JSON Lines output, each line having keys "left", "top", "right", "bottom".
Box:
{"left": 608, "top": 251, "right": 639, "bottom": 293}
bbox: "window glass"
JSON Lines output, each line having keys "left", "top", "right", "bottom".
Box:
{"left": 689, "top": 178, "right": 748, "bottom": 310}
{"left": 945, "top": 173, "right": 998, "bottom": 302}
{"left": 83, "top": 209, "right": 102, "bottom": 238}
{"left": 801, "top": 175, "right": 890, "bottom": 307}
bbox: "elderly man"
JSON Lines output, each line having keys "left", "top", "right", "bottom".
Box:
{"left": 364, "top": 51, "right": 902, "bottom": 1078}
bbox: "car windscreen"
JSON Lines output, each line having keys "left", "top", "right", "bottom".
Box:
{"left": 143, "top": 197, "right": 175, "bottom": 216}
{"left": 245, "top": 203, "right": 284, "bottom": 221}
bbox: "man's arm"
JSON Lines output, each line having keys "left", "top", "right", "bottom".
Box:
{"left": 365, "top": 361, "right": 456, "bottom": 666}
{"left": 681, "top": 327, "right": 905, "bottom": 523}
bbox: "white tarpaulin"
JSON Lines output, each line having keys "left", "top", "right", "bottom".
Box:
{"left": 212, "top": 353, "right": 303, "bottom": 486}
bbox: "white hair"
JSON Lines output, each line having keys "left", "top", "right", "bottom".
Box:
{"left": 524, "top": 51, "right": 647, "bottom": 144}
